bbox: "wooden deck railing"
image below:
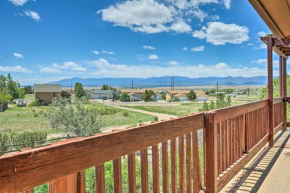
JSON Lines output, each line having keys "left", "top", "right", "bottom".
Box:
{"left": 0, "top": 98, "right": 286, "bottom": 193}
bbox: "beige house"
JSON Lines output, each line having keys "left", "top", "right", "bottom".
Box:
{"left": 166, "top": 90, "right": 206, "bottom": 101}
{"left": 86, "top": 90, "right": 114, "bottom": 99}
{"left": 34, "top": 84, "right": 62, "bottom": 104}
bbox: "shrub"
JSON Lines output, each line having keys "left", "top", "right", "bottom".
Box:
{"left": 29, "top": 99, "right": 43, "bottom": 107}
{"left": 120, "top": 92, "right": 130, "bottom": 102}
{"left": 153, "top": 116, "right": 158, "bottom": 122}
{"left": 123, "top": 112, "right": 129, "bottom": 117}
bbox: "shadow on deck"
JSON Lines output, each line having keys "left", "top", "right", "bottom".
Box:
{"left": 222, "top": 131, "right": 290, "bottom": 193}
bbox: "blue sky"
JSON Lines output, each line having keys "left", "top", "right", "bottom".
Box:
{"left": 0, "top": 0, "right": 285, "bottom": 85}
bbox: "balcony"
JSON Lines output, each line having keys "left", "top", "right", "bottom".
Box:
{"left": 0, "top": 97, "right": 287, "bottom": 193}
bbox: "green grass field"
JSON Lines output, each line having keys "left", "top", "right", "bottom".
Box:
{"left": 123, "top": 103, "right": 204, "bottom": 116}
{"left": 0, "top": 102, "right": 155, "bottom": 134}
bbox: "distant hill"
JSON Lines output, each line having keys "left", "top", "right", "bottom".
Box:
{"left": 47, "top": 76, "right": 269, "bottom": 87}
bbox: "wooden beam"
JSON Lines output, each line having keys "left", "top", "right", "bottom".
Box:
{"left": 268, "top": 36, "right": 274, "bottom": 146}
{"left": 283, "top": 57, "right": 287, "bottom": 131}
{"left": 0, "top": 113, "right": 204, "bottom": 192}
{"left": 280, "top": 56, "right": 283, "bottom": 97}
{"left": 205, "top": 112, "right": 218, "bottom": 193}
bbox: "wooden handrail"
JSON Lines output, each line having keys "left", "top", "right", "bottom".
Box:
{"left": 0, "top": 113, "right": 204, "bottom": 192}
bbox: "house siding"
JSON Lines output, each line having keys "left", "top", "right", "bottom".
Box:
{"left": 35, "top": 92, "right": 61, "bottom": 104}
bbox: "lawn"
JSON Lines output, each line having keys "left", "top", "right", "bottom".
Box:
{"left": 123, "top": 103, "right": 204, "bottom": 116}
{"left": 0, "top": 103, "right": 155, "bottom": 134}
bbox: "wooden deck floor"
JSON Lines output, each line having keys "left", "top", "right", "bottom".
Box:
{"left": 222, "top": 131, "right": 290, "bottom": 193}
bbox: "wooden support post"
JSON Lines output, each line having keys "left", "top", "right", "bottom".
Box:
{"left": 279, "top": 56, "right": 283, "bottom": 97}
{"left": 267, "top": 36, "right": 274, "bottom": 146}
{"left": 205, "top": 112, "right": 218, "bottom": 193}
{"left": 283, "top": 57, "right": 287, "bottom": 131}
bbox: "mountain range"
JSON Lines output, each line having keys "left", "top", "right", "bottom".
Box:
{"left": 47, "top": 76, "right": 270, "bottom": 87}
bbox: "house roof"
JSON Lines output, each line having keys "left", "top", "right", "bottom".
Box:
{"left": 173, "top": 93, "right": 188, "bottom": 97}
{"left": 34, "top": 84, "right": 62, "bottom": 93}
{"left": 86, "top": 90, "right": 113, "bottom": 94}
{"left": 249, "top": 0, "right": 290, "bottom": 41}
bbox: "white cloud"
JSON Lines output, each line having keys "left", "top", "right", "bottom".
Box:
{"left": 97, "top": 0, "right": 226, "bottom": 34}
{"left": 102, "top": 50, "right": 115, "bottom": 55}
{"left": 8, "top": 0, "right": 28, "bottom": 6}
{"left": 13, "top": 53, "right": 24, "bottom": 59}
{"left": 248, "top": 43, "right": 254, "bottom": 46}
{"left": 40, "top": 68, "right": 62, "bottom": 74}
{"left": 191, "top": 46, "right": 205, "bottom": 52}
{"left": 169, "top": 61, "right": 179, "bottom": 65}
{"left": 0, "top": 65, "right": 32, "bottom": 73}
{"left": 86, "top": 58, "right": 274, "bottom": 78}
{"left": 211, "top": 15, "right": 220, "bottom": 20}
{"left": 192, "top": 22, "right": 249, "bottom": 45}
{"left": 24, "top": 10, "right": 41, "bottom": 22}
{"left": 257, "top": 31, "right": 267, "bottom": 37}
{"left": 255, "top": 31, "right": 269, "bottom": 50}
{"left": 98, "top": 0, "right": 175, "bottom": 34}
{"left": 92, "top": 50, "right": 99, "bottom": 55}
{"left": 148, "top": 54, "right": 158, "bottom": 60}
{"left": 52, "top": 61, "right": 87, "bottom": 71}
{"left": 143, "top": 45, "right": 156, "bottom": 50}
{"left": 252, "top": 59, "right": 280, "bottom": 68}
{"left": 170, "top": 19, "right": 191, "bottom": 33}
{"left": 183, "top": 47, "right": 188, "bottom": 51}
{"left": 223, "top": 0, "right": 231, "bottom": 9}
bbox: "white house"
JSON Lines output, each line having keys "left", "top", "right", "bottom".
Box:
{"left": 86, "top": 90, "right": 114, "bottom": 99}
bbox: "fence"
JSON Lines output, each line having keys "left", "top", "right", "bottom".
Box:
{"left": 0, "top": 98, "right": 286, "bottom": 193}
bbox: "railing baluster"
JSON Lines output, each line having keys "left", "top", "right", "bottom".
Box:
{"left": 95, "top": 164, "right": 105, "bottom": 193}
{"left": 170, "top": 139, "right": 177, "bottom": 193}
{"left": 205, "top": 112, "right": 218, "bottom": 193}
{"left": 128, "top": 153, "right": 136, "bottom": 193}
{"left": 186, "top": 134, "right": 192, "bottom": 193}
{"left": 162, "top": 141, "right": 169, "bottom": 193}
{"left": 77, "top": 171, "right": 86, "bottom": 193}
{"left": 113, "top": 158, "right": 122, "bottom": 193}
{"left": 178, "top": 136, "right": 185, "bottom": 193}
{"left": 140, "top": 149, "right": 148, "bottom": 193}
{"left": 21, "top": 188, "right": 34, "bottom": 193}
{"left": 222, "top": 121, "right": 227, "bottom": 172}
{"left": 192, "top": 131, "right": 202, "bottom": 193}
{"left": 152, "top": 144, "right": 160, "bottom": 193}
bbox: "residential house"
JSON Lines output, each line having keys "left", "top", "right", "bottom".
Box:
{"left": 86, "top": 90, "right": 114, "bottom": 99}
{"left": 129, "top": 93, "right": 142, "bottom": 101}
{"left": 166, "top": 90, "right": 206, "bottom": 101}
{"left": 34, "top": 84, "right": 63, "bottom": 104}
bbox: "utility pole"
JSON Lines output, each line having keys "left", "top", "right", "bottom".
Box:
{"left": 131, "top": 80, "right": 134, "bottom": 89}
{"left": 173, "top": 76, "right": 175, "bottom": 90}
{"left": 170, "top": 76, "right": 172, "bottom": 90}
{"left": 216, "top": 81, "right": 219, "bottom": 95}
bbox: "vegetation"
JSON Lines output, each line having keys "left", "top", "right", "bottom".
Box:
{"left": 101, "top": 84, "right": 117, "bottom": 91}
{"left": 187, "top": 90, "right": 197, "bottom": 101}
{"left": 120, "top": 92, "right": 130, "bottom": 102}
{"left": 23, "top": 85, "right": 33, "bottom": 94}
{"left": 74, "top": 82, "right": 87, "bottom": 98}
{"left": 0, "top": 92, "right": 12, "bottom": 104}
{"left": 46, "top": 97, "right": 102, "bottom": 137}
{"left": 28, "top": 99, "right": 43, "bottom": 107}
{"left": 0, "top": 73, "right": 25, "bottom": 101}
{"left": 0, "top": 131, "right": 47, "bottom": 153}
{"left": 142, "top": 89, "right": 156, "bottom": 102}
{"left": 199, "top": 93, "right": 231, "bottom": 112}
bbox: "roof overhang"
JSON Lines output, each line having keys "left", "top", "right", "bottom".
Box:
{"left": 249, "top": 0, "right": 290, "bottom": 40}
{"left": 260, "top": 35, "right": 290, "bottom": 57}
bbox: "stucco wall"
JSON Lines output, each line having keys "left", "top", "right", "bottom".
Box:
{"left": 35, "top": 92, "right": 61, "bottom": 104}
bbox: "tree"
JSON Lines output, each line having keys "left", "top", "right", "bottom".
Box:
{"left": 46, "top": 97, "right": 102, "bottom": 137}
{"left": 142, "top": 89, "right": 156, "bottom": 102}
{"left": 187, "top": 90, "right": 197, "bottom": 101}
{"left": 260, "top": 76, "right": 289, "bottom": 99}
{"left": 0, "top": 93, "right": 12, "bottom": 104}
{"left": 101, "top": 84, "right": 109, "bottom": 90}
{"left": 101, "top": 84, "right": 117, "bottom": 92}
{"left": 23, "top": 86, "right": 33, "bottom": 94}
{"left": 120, "top": 92, "right": 130, "bottom": 102}
{"left": 74, "top": 82, "right": 86, "bottom": 98}
{"left": 199, "top": 93, "right": 231, "bottom": 112}
{"left": 162, "top": 93, "right": 166, "bottom": 100}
